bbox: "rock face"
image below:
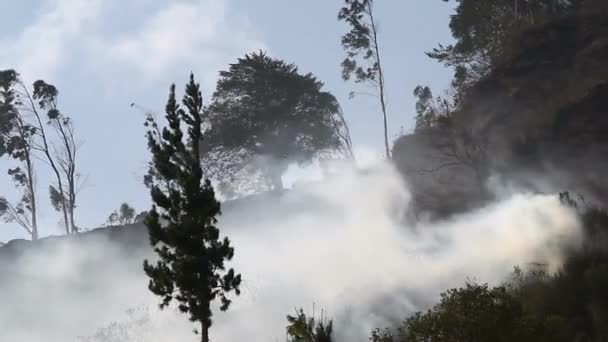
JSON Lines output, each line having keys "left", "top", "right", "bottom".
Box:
{"left": 394, "top": 9, "right": 608, "bottom": 217}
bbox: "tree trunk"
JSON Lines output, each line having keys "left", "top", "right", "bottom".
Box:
{"left": 24, "top": 86, "right": 71, "bottom": 235}
{"left": 368, "top": 2, "right": 390, "bottom": 159}
{"left": 57, "top": 179, "right": 70, "bottom": 235}
{"left": 27, "top": 161, "right": 38, "bottom": 240}
{"left": 24, "top": 137, "right": 38, "bottom": 240}
{"left": 201, "top": 322, "right": 209, "bottom": 342}
{"left": 69, "top": 197, "right": 77, "bottom": 233}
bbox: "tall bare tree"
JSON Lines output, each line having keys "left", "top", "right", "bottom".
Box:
{"left": 338, "top": 0, "right": 390, "bottom": 158}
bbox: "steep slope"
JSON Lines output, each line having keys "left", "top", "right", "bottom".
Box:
{"left": 394, "top": 9, "right": 608, "bottom": 216}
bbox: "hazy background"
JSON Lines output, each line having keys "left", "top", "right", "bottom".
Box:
{"left": 0, "top": 162, "right": 582, "bottom": 341}
{"left": 0, "top": 0, "right": 455, "bottom": 240}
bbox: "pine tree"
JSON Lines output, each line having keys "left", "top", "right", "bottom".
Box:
{"left": 143, "top": 74, "right": 241, "bottom": 342}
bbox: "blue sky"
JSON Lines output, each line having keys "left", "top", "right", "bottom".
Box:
{"left": 0, "top": 0, "right": 456, "bottom": 241}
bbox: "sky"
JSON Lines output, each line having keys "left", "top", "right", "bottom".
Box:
{"left": 0, "top": 0, "right": 456, "bottom": 241}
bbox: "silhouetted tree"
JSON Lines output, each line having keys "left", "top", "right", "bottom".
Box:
{"left": 286, "top": 308, "right": 334, "bottom": 342}
{"left": 34, "top": 79, "right": 83, "bottom": 233}
{"left": 408, "top": 84, "right": 490, "bottom": 198}
{"left": 205, "top": 52, "right": 345, "bottom": 191}
{"left": 338, "top": 0, "right": 390, "bottom": 158}
{"left": 143, "top": 74, "right": 241, "bottom": 342}
{"left": 412, "top": 86, "right": 454, "bottom": 132}
{"left": 105, "top": 202, "right": 136, "bottom": 226}
{"left": 27, "top": 78, "right": 72, "bottom": 234}
{"left": 433, "top": 0, "right": 579, "bottom": 91}
{"left": 3, "top": 71, "right": 84, "bottom": 234}
{"left": 0, "top": 69, "right": 39, "bottom": 239}
{"left": 433, "top": 113, "right": 492, "bottom": 199}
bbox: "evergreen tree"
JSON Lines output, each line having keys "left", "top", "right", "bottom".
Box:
{"left": 143, "top": 74, "right": 241, "bottom": 342}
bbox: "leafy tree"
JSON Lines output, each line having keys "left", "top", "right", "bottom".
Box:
{"left": 205, "top": 51, "right": 346, "bottom": 191}
{"left": 0, "top": 70, "right": 83, "bottom": 234}
{"left": 373, "top": 196, "right": 608, "bottom": 342}
{"left": 506, "top": 199, "right": 608, "bottom": 342}
{"left": 105, "top": 202, "right": 137, "bottom": 226}
{"left": 412, "top": 86, "right": 454, "bottom": 132}
{"left": 338, "top": 0, "right": 390, "bottom": 158}
{"left": 433, "top": 0, "right": 579, "bottom": 90}
{"left": 286, "top": 308, "right": 334, "bottom": 342}
{"left": 142, "top": 74, "right": 241, "bottom": 342}
{"left": 372, "top": 282, "right": 539, "bottom": 342}
{"left": 27, "top": 78, "right": 72, "bottom": 234}
{"left": 0, "top": 69, "right": 39, "bottom": 239}
{"left": 34, "top": 78, "right": 83, "bottom": 234}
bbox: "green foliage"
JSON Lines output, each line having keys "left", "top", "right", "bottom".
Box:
{"left": 508, "top": 203, "right": 608, "bottom": 341}
{"left": 0, "top": 68, "right": 78, "bottom": 235}
{"left": 378, "top": 283, "right": 538, "bottom": 342}
{"left": 375, "top": 197, "right": 608, "bottom": 342}
{"left": 0, "top": 69, "right": 39, "bottom": 238}
{"left": 33, "top": 78, "right": 80, "bottom": 233}
{"left": 48, "top": 185, "right": 65, "bottom": 212}
{"left": 142, "top": 74, "right": 241, "bottom": 342}
{"left": 286, "top": 308, "right": 334, "bottom": 342}
{"left": 338, "top": 0, "right": 377, "bottom": 83}
{"left": 0, "top": 69, "right": 19, "bottom": 156}
{"left": 433, "top": 0, "right": 580, "bottom": 89}
{"left": 412, "top": 86, "right": 454, "bottom": 132}
{"left": 205, "top": 51, "right": 344, "bottom": 191}
{"left": 0, "top": 197, "right": 9, "bottom": 221}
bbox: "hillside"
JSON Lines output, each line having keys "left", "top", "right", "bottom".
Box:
{"left": 394, "top": 8, "right": 608, "bottom": 217}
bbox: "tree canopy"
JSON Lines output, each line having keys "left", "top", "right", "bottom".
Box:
{"left": 372, "top": 282, "right": 538, "bottom": 342}
{"left": 203, "top": 51, "right": 345, "bottom": 191}
{"left": 431, "top": 0, "right": 581, "bottom": 90}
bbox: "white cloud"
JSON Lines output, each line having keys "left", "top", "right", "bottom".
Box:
{"left": 95, "top": 0, "right": 265, "bottom": 79}
{"left": 0, "top": 0, "right": 102, "bottom": 80}
{"left": 0, "top": 0, "right": 265, "bottom": 85}
{"left": 106, "top": 1, "right": 222, "bottom": 73}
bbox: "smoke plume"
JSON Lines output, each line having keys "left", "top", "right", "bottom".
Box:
{"left": 0, "top": 162, "right": 581, "bottom": 341}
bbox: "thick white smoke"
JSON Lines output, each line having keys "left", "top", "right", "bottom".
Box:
{"left": 0, "top": 162, "right": 582, "bottom": 342}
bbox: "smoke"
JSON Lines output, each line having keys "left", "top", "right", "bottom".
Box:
{"left": 0, "top": 161, "right": 581, "bottom": 342}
